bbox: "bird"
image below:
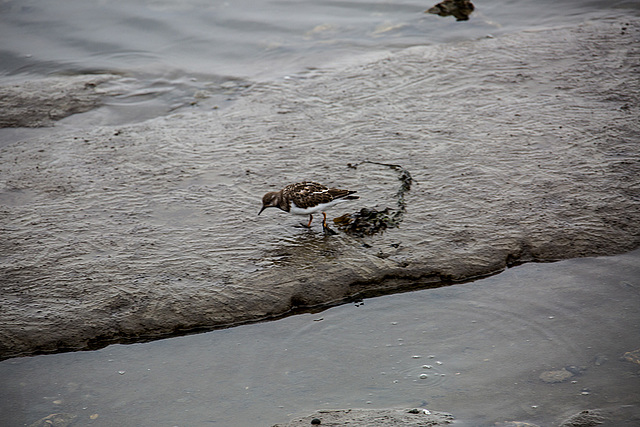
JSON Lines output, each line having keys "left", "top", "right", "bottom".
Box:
{"left": 259, "top": 181, "right": 359, "bottom": 229}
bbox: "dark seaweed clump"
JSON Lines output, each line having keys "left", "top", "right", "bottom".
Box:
{"left": 336, "top": 161, "right": 413, "bottom": 237}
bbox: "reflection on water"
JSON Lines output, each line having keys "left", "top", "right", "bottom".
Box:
{"left": 1, "top": 250, "right": 639, "bottom": 426}
{"left": 1, "top": 0, "right": 639, "bottom": 129}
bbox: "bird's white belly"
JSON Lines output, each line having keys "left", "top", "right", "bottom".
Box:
{"left": 290, "top": 200, "right": 340, "bottom": 215}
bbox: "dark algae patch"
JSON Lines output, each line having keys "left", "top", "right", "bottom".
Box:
{"left": 335, "top": 161, "right": 413, "bottom": 236}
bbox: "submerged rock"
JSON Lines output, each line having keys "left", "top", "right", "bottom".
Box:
{"left": 273, "top": 408, "right": 454, "bottom": 426}
{"left": 539, "top": 368, "right": 575, "bottom": 383}
{"left": 621, "top": 349, "right": 640, "bottom": 366}
{"left": 27, "top": 413, "right": 77, "bottom": 427}
{"left": 558, "top": 409, "right": 604, "bottom": 427}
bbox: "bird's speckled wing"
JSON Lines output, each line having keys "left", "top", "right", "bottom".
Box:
{"left": 284, "top": 182, "right": 357, "bottom": 209}
{"left": 284, "top": 182, "right": 334, "bottom": 209}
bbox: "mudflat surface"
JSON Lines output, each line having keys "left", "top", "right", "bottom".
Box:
{"left": 1, "top": 18, "right": 639, "bottom": 359}
{"left": 0, "top": 74, "right": 116, "bottom": 128}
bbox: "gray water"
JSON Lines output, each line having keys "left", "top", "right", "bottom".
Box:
{"left": 2, "top": 0, "right": 638, "bottom": 79}
{"left": 1, "top": 0, "right": 639, "bottom": 128}
{"left": 1, "top": 250, "right": 639, "bottom": 426}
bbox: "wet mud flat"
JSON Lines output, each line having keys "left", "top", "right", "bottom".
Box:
{"left": 1, "top": 17, "right": 639, "bottom": 359}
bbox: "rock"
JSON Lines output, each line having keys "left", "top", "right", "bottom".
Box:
{"left": 593, "top": 355, "right": 608, "bottom": 366}
{"left": 621, "top": 349, "right": 640, "bottom": 366}
{"left": 273, "top": 408, "right": 454, "bottom": 426}
{"left": 426, "top": 0, "right": 475, "bottom": 21}
{"left": 27, "top": 413, "right": 77, "bottom": 427}
{"left": 565, "top": 365, "right": 586, "bottom": 375}
{"left": 539, "top": 368, "right": 574, "bottom": 383}
{"left": 558, "top": 409, "right": 604, "bottom": 427}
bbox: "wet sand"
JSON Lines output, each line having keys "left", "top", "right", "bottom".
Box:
{"left": 1, "top": 17, "right": 639, "bottom": 359}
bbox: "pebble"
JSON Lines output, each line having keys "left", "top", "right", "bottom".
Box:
{"left": 594, "top": 355, "right": 608, "bottom": 366}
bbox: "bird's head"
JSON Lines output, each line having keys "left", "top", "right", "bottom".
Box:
{"left": 258, "top": 191, "right": 280, "bottom": 215}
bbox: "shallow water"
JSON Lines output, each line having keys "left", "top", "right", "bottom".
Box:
{"left": 2, "top": 0, "right": 638, "bottom": 79}
{"left": 1, "top": 0, "right": 639, "bottom": 130}
{"left": 1, "top": 249, "right": 639, "bottom": 426}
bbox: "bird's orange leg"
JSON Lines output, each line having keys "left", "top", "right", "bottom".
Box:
{"left": 321, "top": 212, "right": 336, "bottom": 235}
{"left": 306, "top": 214, "right": 313, "bottom": 228}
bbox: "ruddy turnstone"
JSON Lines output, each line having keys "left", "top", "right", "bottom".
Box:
{"left": 259, "top": 181, "right": 359, "bottom": 229}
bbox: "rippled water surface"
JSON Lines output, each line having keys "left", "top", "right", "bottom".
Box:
{"left": 2, "top": 0, "right": 638, "bottom": 78}
{"left": 1, "top": 0, "right": 639, "bottom": 128}
{"left": 1, "top": 250, "right": 639, "bottom": 426}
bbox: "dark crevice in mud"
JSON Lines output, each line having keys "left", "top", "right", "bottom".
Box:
{"left": 336, "top": 161, "right": 413, "bottom": 236}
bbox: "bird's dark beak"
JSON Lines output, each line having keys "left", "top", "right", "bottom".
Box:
{"left": 258, "top": 205, "right": 266, "bottom": 215}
